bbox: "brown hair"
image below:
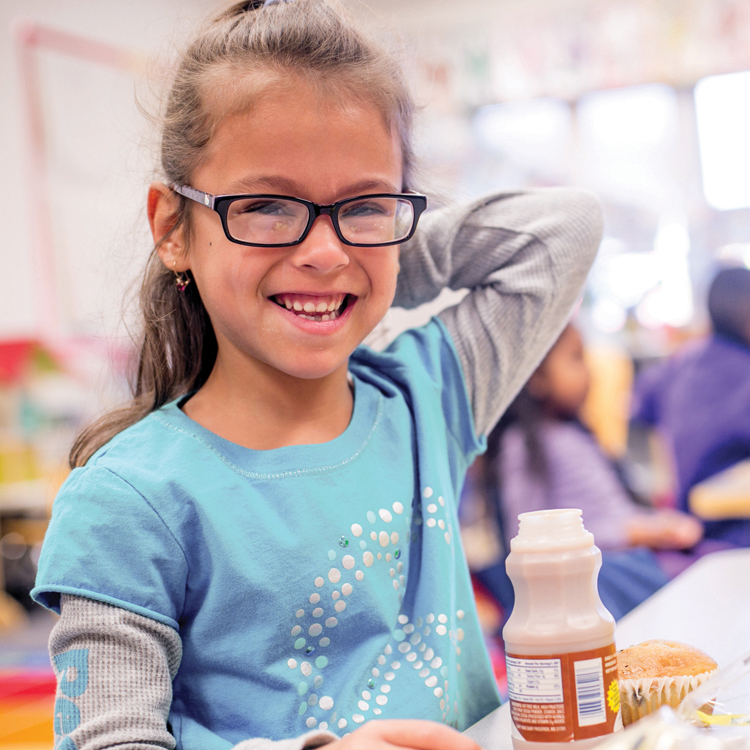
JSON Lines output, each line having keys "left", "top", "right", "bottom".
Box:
{"left": 69, "top": 0, "right": 416, "bottom": 468}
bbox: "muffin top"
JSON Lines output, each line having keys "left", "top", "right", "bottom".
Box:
{"left": 617, "top": 640, "right": 717, "bottom": 680}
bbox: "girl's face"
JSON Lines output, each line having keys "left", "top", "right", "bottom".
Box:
{"left": 528, "top": 325, "right": 591, "bottom": 418}
{"left": 157, "top": 81, "right": 403, "bottom": 383}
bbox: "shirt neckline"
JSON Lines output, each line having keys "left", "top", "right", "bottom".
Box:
{"left": 151, "top": 372, "right": 383, "bottom": 478}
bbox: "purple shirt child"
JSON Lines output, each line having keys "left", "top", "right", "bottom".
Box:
{"left": 631, "top": 333, "right": 750, "bottom": 547}
{"left": 499, "top": 419, "right": 642, "bottom": 550}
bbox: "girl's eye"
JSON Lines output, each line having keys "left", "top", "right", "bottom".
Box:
{"left": 234, "top": 199, "right": 294, "bottom": 217}
{"left": 340, "top": 200, "right": 392, "bottom": 219}
{"left": 226, "top": 198, "right": 308, "bottom": 244}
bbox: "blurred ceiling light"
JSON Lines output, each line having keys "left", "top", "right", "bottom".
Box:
{"left": 716, "top": 242, "right": 750, "bottom": 268}
{"left": 472, "top": 98, "right": 572, "bottom": 179}
{"left": 580, "top": 84, "right": 675, "bottom": 145}
{"left": 636, "top": 222, "right": 694, "bottom": 328}
{"left": 597, "top": 236, "right": 627, "bottom": 257}
{"left": 588, "top": 237, "right": 658, "bottom": 332}
{"left": 591, "top": 297, "right": 627, "bottom": 334}
{"left": 694, "top": 70, "right": 750, "bottom": 211}
{"left": 653, "top": 221, "right": 690, "bottom": 258}
{"left": 606, "top": 252, "right": 660, "bottom": 307}
{"left": 577, "top": 84, "right": 679, "bottom": 208}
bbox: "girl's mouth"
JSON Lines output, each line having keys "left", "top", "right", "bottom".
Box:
{"left": 271, "top": 293, "right": 353, "bottom": 322}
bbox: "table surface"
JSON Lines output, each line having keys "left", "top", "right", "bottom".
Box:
{"left": 465, "top": 547, "right": 750, "bottom": 749}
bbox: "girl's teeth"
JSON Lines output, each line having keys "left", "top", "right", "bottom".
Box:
{"left": 276, "top": 295, "right": 347, "bottom": 319}
{"left": 297, "top": 309, "right": 340, "bottom": 322}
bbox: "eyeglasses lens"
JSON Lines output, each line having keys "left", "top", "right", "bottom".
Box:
{"left": 337, "top": 197, "right": 415, "bottom": 245}
{"left": 226, "top": 198, "right": 309, "bottom": 246}
{"left": 225, "top": 197, "right": 415, "bottom": 246}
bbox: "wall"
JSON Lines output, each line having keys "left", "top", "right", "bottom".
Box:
{"left": 4, "top": 0, "right": 750, "bottom": 344}
{"left": 0, "top": 0, "right": 210, "bottom": 339}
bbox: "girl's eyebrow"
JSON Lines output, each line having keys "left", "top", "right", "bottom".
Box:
{"left": 226, "top": 175, "right": 401, "bottom": 197}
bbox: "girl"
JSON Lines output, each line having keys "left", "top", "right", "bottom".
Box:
{"left": 469, "top": 324, "right": 703, "bottom": 618}
{"left": 31, "top": 2, "right": 602, "bottom": 749}
{"left": 491, "top": 323, "right": 703, "bottom": 551}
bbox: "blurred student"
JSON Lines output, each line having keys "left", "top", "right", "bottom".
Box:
{"left": 466, "top": 323, "right": 703, "bottom": 620}
{"left": 631, "top": 266, "right": 750, "bottom": 550}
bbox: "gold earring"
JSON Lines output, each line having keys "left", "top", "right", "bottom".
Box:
{"left": 173, "top": 261, "right": 191, "bottom": 292}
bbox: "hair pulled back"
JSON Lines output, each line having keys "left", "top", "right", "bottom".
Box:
{"left": 70, "top": 0, "right": 416, "bottom": 468}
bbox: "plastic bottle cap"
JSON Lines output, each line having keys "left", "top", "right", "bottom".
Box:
{"left": 510, "top": 508, "right": 595, "bottom": 552}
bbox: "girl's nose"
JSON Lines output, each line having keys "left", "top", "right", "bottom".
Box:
{"left": 290, "top": 216, "right": 350, "bottom": 273}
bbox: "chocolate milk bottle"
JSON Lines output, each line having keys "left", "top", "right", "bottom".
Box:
{"left": 503, "top": 509, "right": 621, "bottom": 749}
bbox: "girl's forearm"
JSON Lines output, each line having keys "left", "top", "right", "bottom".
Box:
{"left": 396, "top": 189, "right": 603, "bottom": 436}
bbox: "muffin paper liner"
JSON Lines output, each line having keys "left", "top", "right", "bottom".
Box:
{"left": 619, "top": 670, "right": 718, "bottom": 726}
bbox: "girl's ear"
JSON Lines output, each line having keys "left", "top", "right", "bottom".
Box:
{"left": 148, "top": 182, "right": 188, "bottom": 271}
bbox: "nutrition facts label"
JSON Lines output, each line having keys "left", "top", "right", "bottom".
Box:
{"left": 506, "top": 646, "right": 619, "bottom": 743}
{"left": 506, "top": 657, "right": 564, "bottom": 704}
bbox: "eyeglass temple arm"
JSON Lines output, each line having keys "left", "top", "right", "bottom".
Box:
{"left": 172, "top": 184, "right": 216, "bottom": 210}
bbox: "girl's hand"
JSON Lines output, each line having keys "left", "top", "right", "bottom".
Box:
{"left": 330, "top": 719, "right": 483, "bottom": 750}
{"left": 627, "top": 510, "right": 704, "bottom": 550}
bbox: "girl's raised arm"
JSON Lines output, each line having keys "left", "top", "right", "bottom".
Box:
{"left": 396, "top": 188, "right": 603, "bottom": 437}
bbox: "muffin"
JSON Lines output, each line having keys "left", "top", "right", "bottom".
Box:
{"left": 617, "top": 640, "right": 718, "bottom": 726}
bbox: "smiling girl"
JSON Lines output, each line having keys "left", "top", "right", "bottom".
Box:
{"left": 31, "top": 2, "right": 602, "bottom": 750}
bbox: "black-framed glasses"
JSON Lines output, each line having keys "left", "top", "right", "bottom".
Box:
{"left": 171, "top": 184, "right": 427, "bottom": 248}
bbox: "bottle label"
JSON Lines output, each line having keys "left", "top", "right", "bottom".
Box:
{"left": 506, "top": 644, "right": 620, "bottom": 743}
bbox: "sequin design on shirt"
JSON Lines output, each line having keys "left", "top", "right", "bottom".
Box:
{"left": 285, "top": 485, "right": 466, "bottom": 731}
{"left": 422, "top": 486, "right": 453, "bottom": 546}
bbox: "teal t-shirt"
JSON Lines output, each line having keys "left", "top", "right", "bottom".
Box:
{"left": 33, "top": 319, "right": 500, "bottom": 747}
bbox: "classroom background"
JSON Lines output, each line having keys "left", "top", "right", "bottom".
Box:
{"left": 2, "top": 0, "right": 750, "bottom": 745}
